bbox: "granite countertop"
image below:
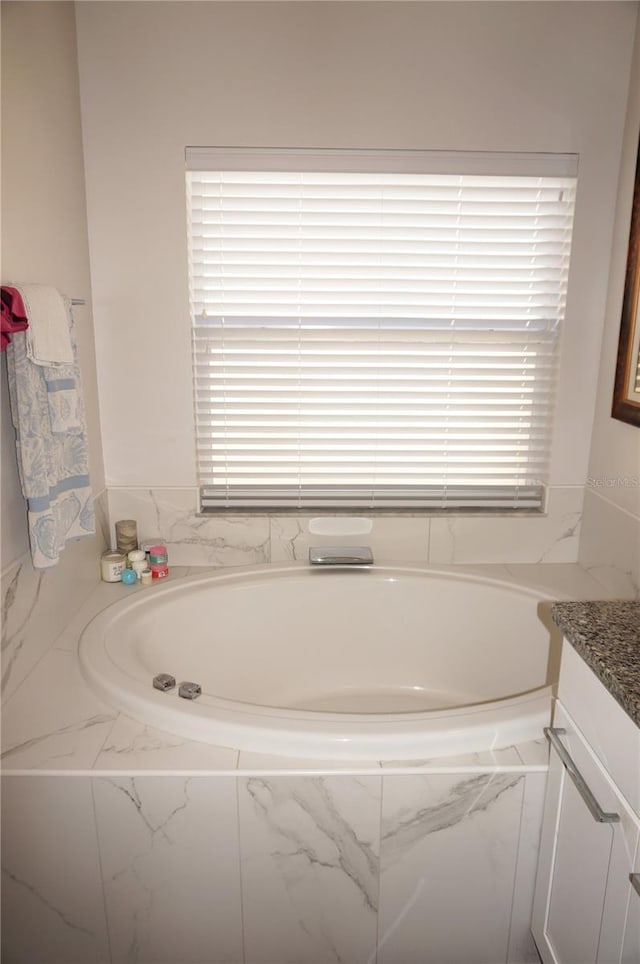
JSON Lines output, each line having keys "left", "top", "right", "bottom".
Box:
{"left": 551, "top": 600, "right": 640, "bottom": 728}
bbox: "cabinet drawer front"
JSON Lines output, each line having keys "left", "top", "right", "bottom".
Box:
{"left": 558, "top": 642, "right": 640, "bottom": 813}
{"left": 545, "top": 727, "right": 620, "bottom": 824}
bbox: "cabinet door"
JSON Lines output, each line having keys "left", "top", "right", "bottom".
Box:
{"left": 599, "top": 815, "right": 640, "bottom": 964}
{"left": 532, "top": 703, "right": 630, "bottom": 964}
{"left": 620, "top": 865, "right": 640, "bottom": 963}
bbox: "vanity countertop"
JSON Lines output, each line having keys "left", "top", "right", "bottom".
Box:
{"left": 551, "top": 600, "right": 640, "bottom": 729}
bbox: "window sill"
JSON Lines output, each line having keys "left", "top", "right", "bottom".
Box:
{"left": 196, "top": 505, "right": 548, "bottom": 519}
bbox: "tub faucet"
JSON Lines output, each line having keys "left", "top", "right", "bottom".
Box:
{"left": 309, "top": 546, "right": 374, "bottom": 566}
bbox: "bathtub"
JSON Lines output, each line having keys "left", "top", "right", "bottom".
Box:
{"left": 79, "top": 563, "right": 555, "bottom": 760}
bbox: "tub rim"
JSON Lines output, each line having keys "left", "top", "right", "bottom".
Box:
{"left": 79, "top": 561, "right": 556, "bottom": 760}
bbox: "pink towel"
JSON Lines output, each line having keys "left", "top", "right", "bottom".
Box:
{"left": 1, "top": 286, "right": 29, "bottom": 351}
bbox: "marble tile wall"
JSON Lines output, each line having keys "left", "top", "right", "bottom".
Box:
{"left": 1, "top": 770, "right": 545, "bottom": 964}
{"left": 579, "top": 488, "right": 639, "bottom": 599}
{"left": 107, "top": 485, "right": 585, "bottom": 569}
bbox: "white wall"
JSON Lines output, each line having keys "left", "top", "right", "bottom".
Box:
{"left": 1, "top": 2, "right": 108, "bottom": 701}
{"left": 580, "top": 12, "right": 640, "bottom": 598}
{"left": 76, "top": 1, "right": 636, "bottom": 489}
{"left": 75, "top": 1, "right": 638, "bottom": 566}
{"left": 1, "top": 0, "right": 105, "bottom": 568}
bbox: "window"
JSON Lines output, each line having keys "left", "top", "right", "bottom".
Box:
{"left": 186, "top": 148, "right": 577, "bottom": 510}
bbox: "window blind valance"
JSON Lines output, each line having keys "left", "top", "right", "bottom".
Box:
{"left": 186, "top": 149, "right": 577, "bottom": 511}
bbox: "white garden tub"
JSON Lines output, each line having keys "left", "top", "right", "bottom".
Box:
{"left": 79, "top": 563, "right": 555, "bottom": 760}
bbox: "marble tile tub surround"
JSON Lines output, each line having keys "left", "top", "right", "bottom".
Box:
{"left": 0, "top": 561, "right": 602, "bottom": 963}
{"left": 107, "top": 484, "right": 585, "bottom": 568}
{"left": 0, "top": 561, "right": 608, "bottom": 774}
{"left": 2, "top": 770, "right": 546, "bottom": 964}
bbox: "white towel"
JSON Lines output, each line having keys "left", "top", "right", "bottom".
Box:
{"left": 14, "top": 283, "right": 74, "bottom": 365}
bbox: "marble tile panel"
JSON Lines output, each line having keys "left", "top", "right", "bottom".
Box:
{"left": 507, "top": 772, "right": 548, "bottom": 963}
{"left": 429, "top": 486, "right": 584, "bottom": 565}
{"left": 93, "top": 488, "right": 110, "bottom": 553}
{"left": 504, "top": 562, "right": 613, "bottom": 601}
{"left": 181, "top": 565, "right": 217, "bottom": 578}
{"left": 1, "top": 776, "right": 109, "bottom": 963}
{"left": 578, "top": 488, "right": 639, "bottom": 599}
{"left": 238, "top": 750, "right": 381, "bottom": 772}
{"left": 380, "top": 743, "right": 523, "bottom": 770}
{"left": 2, "top": 556, "right": 45, "bottom": 700}
{"left": 239, "top": 775, "right": 381, "bottom": 963}
{"left": 93, "top": 775, "right": 242, "bottom": 964}
{"left": 108, "top": 486, "right": 271, "bottom": 566}
{"left": 425, "top": 562, "right": 512, "bottom": 580}
{"left": 1, "top": 526, "right": 104, "bottom": 701}
{"left": 516, "top": 738, "right": 549, "bottom": 768}
{"left": 92, "top": 713, "right": 239, "bottom": 771}
{"left": 378, "top": 771, "right": 525, "bottom": 964}
{"left": 270, "top": 514, "right": 430, "bottom": 564}
{"left": 1, "top": 648, "right": 116, "bottom": 770}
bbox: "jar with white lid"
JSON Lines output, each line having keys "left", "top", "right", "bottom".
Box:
{"left": 101, "top": 551, "right": 126, "bottom": 582}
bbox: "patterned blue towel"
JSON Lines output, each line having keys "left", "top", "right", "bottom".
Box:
{"left": 6, "top": 304, "right": 95, "bottom": 568}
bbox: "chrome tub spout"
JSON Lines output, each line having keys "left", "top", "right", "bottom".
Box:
{"left": 309, "top": 546, "right": 374, "bottom": 566}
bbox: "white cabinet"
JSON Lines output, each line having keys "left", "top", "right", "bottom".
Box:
{"left": 532, "top": 642, "right": 640, "bottom": 964}
{"left": 623, "top": 874, "right": 640, "bottom": 963}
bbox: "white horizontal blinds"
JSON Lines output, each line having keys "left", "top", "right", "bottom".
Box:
{"left": 186, "top": 153, "right": 576, "bottom": 510}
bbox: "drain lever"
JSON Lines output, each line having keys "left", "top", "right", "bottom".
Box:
{"left": 179, "top": 681, "right": 202, "bottom": 700}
